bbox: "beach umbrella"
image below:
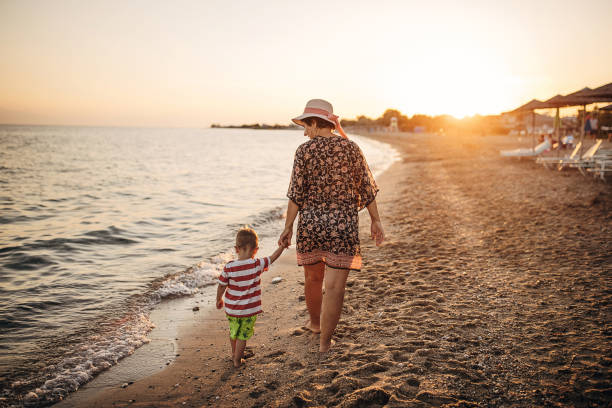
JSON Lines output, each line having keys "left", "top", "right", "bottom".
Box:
{"left": 529, "top": 85, "right": 612, "bottom": 157}
{"left": 570, "top": 85, "right": 612, "bottom": 147}
{"left": 541, "top": 91, "right": 603, "bottom": 157}
{"left": 581, "top": 82, "right": 612, "bottom": 99}
{"left": 558, "top": 90, "right": 591, "bottom": 156}
{"left": 510, "top": 99, "right": 549, "bottom": 112}
{"left": 541, "top": 95, "right": 567, "bottom": 153}
{"left": 514, "top": 85, "right": 612, "bottom": 156}
{"left": 507, "top": 99, "right": 548, "bottom": 152}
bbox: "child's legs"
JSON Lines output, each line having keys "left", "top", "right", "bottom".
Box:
{"left": 233, "top": 339, "right": 247, "bottom": 366}
{"left": 230, "top": 337, "right": 236, "bottom": 355}
{"left": 231, "top": 316, "right": 257, "bottom": 367}
{"left": 303, "top": 262, "right": 325, "bottom": 331}
{"left": 227, "top": 316, "right": 240, "bottom": 358}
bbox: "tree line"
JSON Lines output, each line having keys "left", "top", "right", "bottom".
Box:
{"left": 341, "top": 109, "right": 508, "bottom": 135}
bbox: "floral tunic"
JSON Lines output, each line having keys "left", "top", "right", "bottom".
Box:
{"left": 287, "top": 136, "right": 379, "bottom": 271}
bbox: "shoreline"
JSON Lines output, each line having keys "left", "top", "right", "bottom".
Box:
{"left": 57, "top": 248, "right": 306, "bottom": 408}
{"left": 59, "top": 131, "right": 610, "bottom": 407}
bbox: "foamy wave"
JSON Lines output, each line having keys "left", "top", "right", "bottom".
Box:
{"left": 154, "top": 252, "right": 232, "bottom": 298}
{"left": 350, "top": 134, "right": 401, "bottom": 178}
{"left": 11, "top": 252, "right": 235, "bottom": 406}
{"left": 15, "top": 313, "right": 154, "bottom": 406}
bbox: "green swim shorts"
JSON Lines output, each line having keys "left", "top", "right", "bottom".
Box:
{"left": 227, "top": 315, "right": 257, "bottom": 340}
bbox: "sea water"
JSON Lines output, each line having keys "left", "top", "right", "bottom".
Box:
{"left": 0, "top": 126, "right": 398, "bottom": 405}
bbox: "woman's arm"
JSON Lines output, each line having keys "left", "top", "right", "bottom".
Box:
{"left": 278, "top": 199, "right": 299, "bottom": 247}
{"left": 367, "top": 199, "right": 385, "bottom": 246}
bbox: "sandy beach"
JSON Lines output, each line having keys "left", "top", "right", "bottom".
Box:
{"left": 58, "top": 132, "right": 611, "bottom": 407}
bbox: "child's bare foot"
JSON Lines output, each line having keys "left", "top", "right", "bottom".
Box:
{"left": 243, "top": 347, "right": 255, "bottom": 359}
{"left": 303, "top": 320, "right": 321, "bottom": 334}
{"left": 319, "top": 338, "right": 336, "bottom": 353}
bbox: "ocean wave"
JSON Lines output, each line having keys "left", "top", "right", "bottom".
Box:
{"left": 0, "top": 227, "right": 139, "bottom": 258}
{"left": 229, "top": 205, "right": 285, "bottom": 232}
{"left": 0, "top": 213, "right": 51, "bottom": 225}
{"left": 2, "top": 254, "right": 56, "bottom": 271}
{"left": 151, "top": 252, "right": 231, "bottom": 299}
{"left": 6, "top": 312, "right": 154, "bottom": 407}
{"left": 3, "top": 253, "right": 229, "bottom": 407}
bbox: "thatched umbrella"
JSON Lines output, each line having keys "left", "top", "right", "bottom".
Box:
{"left": 581, "top": 82, "right": 612, "bottom": 98}
{"left": 511, "top": 99, "right": 549, "bottom": 112}
{"left": 550, "top": 86, "right": 612, "bottom": 154}
{"left": 540, "top": 89, "right": 610, "bottom": 156}
{"left": 508, "top": 99, "right": 549, "bottom": 152}
{"left": 541, "top": 95, "right": 571, "bottom": 153}
{"left": 511, "top": 83, "right": 612, "bottom": 155}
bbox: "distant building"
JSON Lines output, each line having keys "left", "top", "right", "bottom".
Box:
{"left": 389, "top": 117, "right": 399, "bottom": 132}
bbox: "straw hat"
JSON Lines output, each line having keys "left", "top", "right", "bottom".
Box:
{"left": 292, "top": 99, "right": 337, "bottom": 127}
{"left": 292, "top": 99, "right": 348, "bottom": 138}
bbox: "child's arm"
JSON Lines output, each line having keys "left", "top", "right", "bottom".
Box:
{"left": 268, "top": 245, "right": 284, "bottom": 264}
{"left": 216, "top": 284, "right": 226, "bottom": 309}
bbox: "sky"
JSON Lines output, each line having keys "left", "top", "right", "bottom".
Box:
{"left": 1, "top": 0, "right": 611, "bottom": 127}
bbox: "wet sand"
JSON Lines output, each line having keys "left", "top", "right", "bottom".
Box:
{"left": 62, "top": 132, "right": 611, "bottom": 407}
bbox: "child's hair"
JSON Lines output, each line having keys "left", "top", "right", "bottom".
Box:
{"left": 236, "top": 226, "right": 258, "bottom": 250}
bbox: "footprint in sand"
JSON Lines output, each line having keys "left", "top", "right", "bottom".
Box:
{"left": 340, "top": 387, "right": 391, "bottom": 408}
{"left": 292, "top": 328, "right": 306, "bottom": 336}
{"left": 347, "top": 361, "right": 390, "bottom": 377}
{"left": 288, "top": 361, "right": 305, "bottom": 369}
{"left": 263, "top": 350, "right": 285, "bottom": 360}
{"left": 264, "top": 380, "right": 279, "bottom": 390}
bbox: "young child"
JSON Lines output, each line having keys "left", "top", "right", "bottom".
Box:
{"left": 216, "top": 226, "right": 284, "bottom": 368}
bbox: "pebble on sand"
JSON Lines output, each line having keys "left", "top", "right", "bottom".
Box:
{"left": 271, "top": 277, "right": 282, "bottom": 284}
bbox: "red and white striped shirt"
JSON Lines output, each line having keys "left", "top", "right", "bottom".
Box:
{"left": 218, "top": 257, "right": 270, "bottom": 317}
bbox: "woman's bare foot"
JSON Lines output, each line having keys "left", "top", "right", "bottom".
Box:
{"left": 319, "top": 338, "right": 336, "bottom": 353}
{"left": 303, "top": 320, "right": 321, "bottom": 334}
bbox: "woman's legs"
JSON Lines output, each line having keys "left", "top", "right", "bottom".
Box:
{"left": 303, "top": 263, "right": 325, "bottom": 333}
{"left": 320, "top": 266, "right": 349, "bottom": 353}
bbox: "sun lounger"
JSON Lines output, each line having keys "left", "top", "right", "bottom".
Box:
{"left": 536, "top": 142, "right": 582, "bottom": 169}
{"left": 536, "top": 140, "right": 602, "bottom": 172}
{"left": 500, "top": 140, "right": 550, "bottom": 157}
{"left": 586, "top": 158, "right": 612, "bottom": 182}
{"left": 567, "top": 140, "right": 603, "bottom": 175}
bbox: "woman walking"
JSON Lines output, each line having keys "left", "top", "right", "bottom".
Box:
{"left": 279, "top": 99, "right": 385, "bottom": 352}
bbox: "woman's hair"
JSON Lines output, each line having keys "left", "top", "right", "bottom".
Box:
{"left": 303, "top": 116, "right": 335, "bottom": 130}
{"left": 236, "top": 226, "right": 258, "bottom": 250}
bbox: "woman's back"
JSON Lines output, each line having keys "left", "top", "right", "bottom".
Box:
{"left": 290, "top": 136, "right": 377, "bottom": 211}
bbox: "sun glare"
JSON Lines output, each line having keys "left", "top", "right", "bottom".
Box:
{"left": 378, "top": 43, "right": 521, "bottom": 120}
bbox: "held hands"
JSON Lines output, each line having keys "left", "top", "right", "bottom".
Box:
{"left": 371, "top": 220, "right": 385, "bottom": 246}
{"left": 216, "top": 298, "right": 223, "bottom": 309}
{"left": 278, "top": 227, "right": 292, "bottom": 248}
